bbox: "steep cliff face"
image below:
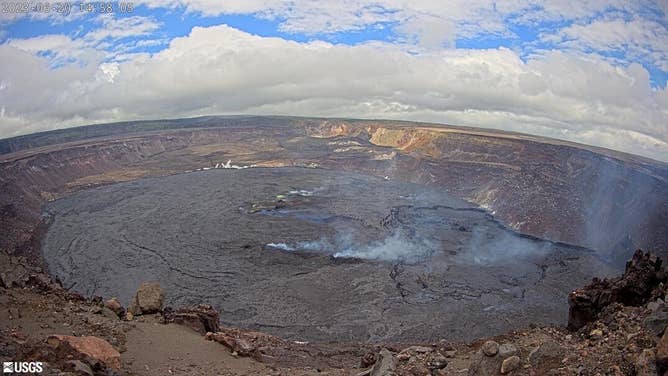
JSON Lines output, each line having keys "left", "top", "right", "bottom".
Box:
{"left": 0, "top": 124, "right": 299, "bottom": 260}
{"left": 1, "top": 116, "right": 667, "bottom": 265}
{"left": 1, "top": 136, "right": 176, "bottom": 260}
{"left": 302, "top": 119, "right": 668, "bottom": 260}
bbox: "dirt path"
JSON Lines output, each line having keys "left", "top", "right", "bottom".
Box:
{"left": 0, "top": 288, "right": 254, "bottom": 375}
{"left": 121, "top": 317, "right": 273, "bottom": 376}
{"left": 0, "top": 286, "right": 348, "bottom": 375}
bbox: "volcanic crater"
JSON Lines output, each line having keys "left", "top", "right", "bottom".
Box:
{"left": 2, "top": 116, "right": 667, "bottom": 344}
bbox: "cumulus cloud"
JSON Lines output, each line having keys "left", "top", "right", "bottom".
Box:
{"left": 1, "top": 24, "right": 667, "bottom": 161}
{"left": 1, "top": 1, "right": 667, "bottom": 161}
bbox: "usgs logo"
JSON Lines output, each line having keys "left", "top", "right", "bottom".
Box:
{"left": 3, "top": 362, "right": 44, "bottom": 373}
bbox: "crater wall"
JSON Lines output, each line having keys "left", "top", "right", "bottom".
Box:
{"left": 1, "top": 116, "right": 667, "bottom": 266}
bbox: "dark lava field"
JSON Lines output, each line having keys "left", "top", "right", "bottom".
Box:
{"left": 42, "top": 167, "right": 615, "bottom": 342}
{"left": 2, "top": 116, "right": 667, "bottom": 344}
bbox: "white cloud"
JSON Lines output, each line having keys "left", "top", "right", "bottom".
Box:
{"left": 8, "top": 34, "right": 82, "bottom": 55}
{"left": 132, "top": 0, "right": 668, "bottom": 84}
{"left": 1, "top": 24, "right": 667, "bottom": 162}
{"left": 141, "top": 0, "right": 518, "bottom": 42}
{"left": 542, "top": 16, "right": 668, "bottom": 71}
{"left": 137, "top": 0, "right": 658, "bottom": 39}
{"left": 7, "top": 34, "right": 101, "bottom": 67}
{"left": 85, "top": 14, "right": 161, "bottom": 43}
{"left": 5, "top": 14, "right": 162, "bottom": 67}
{"left": 97, "top": 62, "right": 120, "bottom": 83}
{"left": 394, "top": 14, "right": 456, "bottom": 49}
{"left": 509, "top": 0, "right": 639, "bottom": 24}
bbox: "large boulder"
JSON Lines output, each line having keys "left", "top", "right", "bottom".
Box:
{"left": 46, "top": 335, "right": 121, "bottom": 370}
{"left": 568, "top": 250, "right": 666, "bottom": 330}
{"left": 128, "top": 282, "right": 164, "bottom": 315}
{"left": 163, "top": 304, "right": 220, "bottom": 334}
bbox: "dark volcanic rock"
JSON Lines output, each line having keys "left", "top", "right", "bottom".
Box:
{"left": 163, "top": 304, "right": 220, "bottom": 335}
{"left": 3, "top": 117, "right": 668, "bottom": 297}
{"left": 42, "top": 167, "right": 618, "bottom": 342}
{"left": 643, "top": 304, "right": 668, "bottom": 337}
{"left": 568, "top": 249, "right": 667, "bottom": 330}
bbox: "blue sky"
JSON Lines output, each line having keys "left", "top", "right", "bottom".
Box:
{"left": 1, "top": 1, "right": 668, "bottom": 161}
{"left": 3, "top": 2, "right": 666, "bottom": 86}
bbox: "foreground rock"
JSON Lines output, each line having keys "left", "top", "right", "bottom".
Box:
{"left": 204, "top": 326, "right": 372, "bottom": 370}
{"left": 657, "top": 329, "right": 668, "bottom": 374}
{"left": 393, "top": 345, "right": 449, "bottom": 375}
{"left": 468, "top": 340, "right": 520, "bottom": 376}
{"left": 3, "top": 246, "right": 668, "bottom": 375}
{"left": 0, "top": 253, "right": 58, "bottom": 290}
{"left": 527, "top": 340, "right": 565, "bottom": 373}
{"left": 128, "top": 282, "right": 164, "bottom": 315}
{"left": 637, "top": 349, "right": 658, "bottom": 376}
{"left": 206, "top": 327, "right": 287, "bottom": 359}
{"left": 46, "top": 334, "right": 121, "bottom": 370}
{"left": 163, "top": 304, "right": 220, "bottom": 335}
{"left": 370, "top": 348, "right": 397, "bottom": 376}
{"left": 568, "top": 249, "right": 667, "bottom": 330}
{"left": 500, "top": 355, "right": 520, "bottom": 374}
{"left": 104, "top": 297, "right": 125, "bottom": 318}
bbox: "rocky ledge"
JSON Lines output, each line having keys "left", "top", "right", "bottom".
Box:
{"left": 2, "top": 249, "right": 668, "bottom": 375}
